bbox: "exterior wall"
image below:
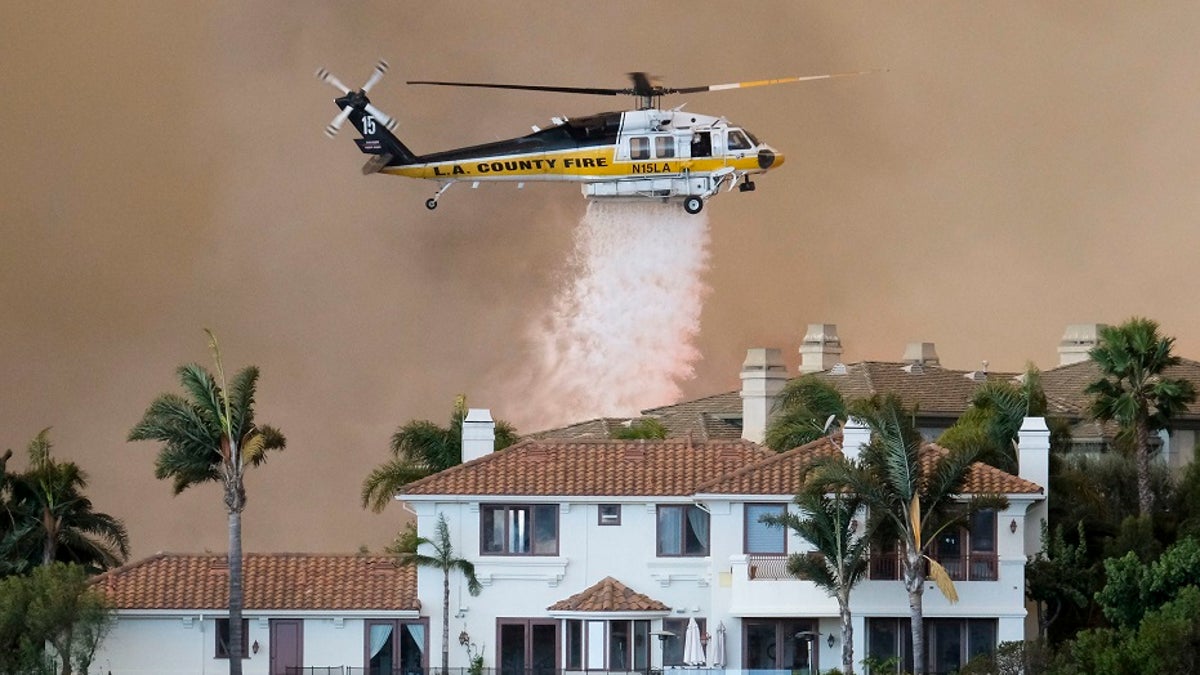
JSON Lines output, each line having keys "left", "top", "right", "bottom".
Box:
{"left": 416, "top": 491, "right": 1041, "bottom": 674}
{"left": 95, "top": 614, "right": 398, "bottom": 675}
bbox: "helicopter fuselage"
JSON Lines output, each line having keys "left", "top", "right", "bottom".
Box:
{"left": 369, "top": 108, "right": 783, "bottom": 212}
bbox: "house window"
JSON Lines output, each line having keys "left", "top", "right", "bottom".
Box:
{"left": 933, "top": 509, "right": 998, "bottom": 581}
{"left": 657, "top": 505, "right": 709, "bottom": 556}
{"left": 630, "top": 136, "right": 650, "bottom": 159}
{"left": 745, "top": 503, "right": 786, "bottom": 554}
{"left": 661, "top": 618, "right": 706, "bottom": 666}
{"left": 655, "top": 136, "right": 675, "bottom": 158}
{"left": 482, "top": 504, "right": 559, "bottom": 555}
{"left": 215, "top": 618, "right": 249, "bottom": 659}
{"left": 367, "top": 619, "right": 427, "bottom": 675}
{"left": 564, "top": 619, "right": 648, "bottom": 670}
{"left": 598, "top": 504, "right": 621, "bottom": 526}
{"left": 867, "top": 618, "right": 996, "bottom": 674}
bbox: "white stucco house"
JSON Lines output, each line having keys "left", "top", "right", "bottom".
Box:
{"left": 395, "top": 408, "right": 1050, "bottom": 675}
{"left": 91, "top": 553, "right": 423, "bottom": 675}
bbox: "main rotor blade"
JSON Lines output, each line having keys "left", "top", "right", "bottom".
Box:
{"left": 407, "top": 80, "right": 625, "bottom": 97}
{"left": 315, "top": 67, "right": 351, "bottom": 94}
{"left": 361, "top": 60, "right": 390, "bottom": 93}
{"left": 672, "top": 70, "right": 879, "bottom": 94}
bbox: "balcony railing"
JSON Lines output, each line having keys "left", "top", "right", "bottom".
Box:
{"left": 868, "top": 552, "right": 999, "bottom": 581}
{"left": 291, "top": 669, "right": 728, "bottom": 675}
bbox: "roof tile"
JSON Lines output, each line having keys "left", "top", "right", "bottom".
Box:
{"left": 548, "top": 577, "right": 669, "bottom": 612}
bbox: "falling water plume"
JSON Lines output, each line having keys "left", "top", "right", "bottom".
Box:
{"left": 522, "top": 200, "right": 712, "bottom": 428}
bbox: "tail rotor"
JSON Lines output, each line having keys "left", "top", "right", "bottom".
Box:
{"left": 315, "top": 59, "right": 398, "bottom": 138}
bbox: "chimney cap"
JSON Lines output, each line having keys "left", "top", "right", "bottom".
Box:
{"left": 742, "top": 347, "right": 785, "bottom": 371}
{"left": 902, "top": 342, "right": 939, "bottom": 366}
{"left": 465, "top": 408, "right": 494, "bottom": 423}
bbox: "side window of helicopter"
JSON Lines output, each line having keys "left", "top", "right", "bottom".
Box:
{"left": 654, "top": 136, "right": 675, "bottom": 159}
{"left": 691, "top": 131, "right": 712, "bottom": 158}
{"left": 630, "top": 136, "right": 651, "bottom": 160}
{"left": 727, "top": 130, "right": 753, "bottom": 151}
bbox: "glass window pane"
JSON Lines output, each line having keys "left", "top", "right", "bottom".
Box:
{"left": 509, "top": 507, "right": 530, "bottom": 553}
{"left": 587, "top": 621, "right": 605, "bottom": 669}
{"left": 931, "top": 620, "right": 963, "bottom": 675}
{"left": 482, "top": 507, "right": 504, "bottom": 553}
{"left": 746, "top": 504, "right": 786, "bottom": 554}
{"left": 533, "top": 505, "right": 558, "bottom": 554}
{"left": 400, "top": 623, "right": 424, "bottom": 675}
{"left": 967, "top": 619, "right": 996, "bottom": 660}
{"left": 971, "top": 510, "right": 996, "bottom": 552}
{"left": 368, "top": 623, "right": 395, "bottom": 675}
{"left": 633, "top": 621, "right": 649, "bottom": 670}
{"left": 610, "top": 620, "right": 630, "bottom": 669}
{"left": 567, "top": 620, "right": 582, "bottom": 669}
{"left": 631, "top": 137, "right": 650, "bottom": 159}
{"left": 655, "top": 136, "right": 675, "bottom": 158}
{"left": 658, "top": 506, "right": 682, "bottom": 555}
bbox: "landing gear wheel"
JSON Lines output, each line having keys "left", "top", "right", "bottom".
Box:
{"left": 425, "top": 198, "right": 438, "bottom": 210}
{"left": 683, "top": 196, "right": 704, "bottom": 214}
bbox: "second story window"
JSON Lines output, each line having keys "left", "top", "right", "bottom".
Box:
{"left": 745, "top": 504, "right": 786, "bottom": 555}
{"left": 481, "top": 504, "right": 558, "bottom": 555}
{"left": 657, "top": 505, "right": 709, "bottom": 556}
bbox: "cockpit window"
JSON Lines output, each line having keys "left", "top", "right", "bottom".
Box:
{"left": 727, "top": 130, "right": 752, "bottom": 151}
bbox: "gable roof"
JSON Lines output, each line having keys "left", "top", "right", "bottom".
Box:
{"left": 400, "top": 439, "right": 772, "bottom": 497}
{"left": 92, "top": 553, "right": 419, "bottom": 612}
{"left": 696, "top": 435, "right": 1044, "bottom": 497}
{"left": 548, "top": 576, "right": 669, "bottom": 613}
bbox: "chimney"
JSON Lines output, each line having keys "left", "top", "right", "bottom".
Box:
{"left": 902, "top": 342, "right": 939, "bottom": 367}
{"left": 1018, "top": 417, "right": 1051, "bottom": 553}
{"left": 740, "top": 348, "right": 787, "bottom": 444}
{"left": 841, "top": 417, "right": 871, "bottom": 461}
{"left": 462, "top": 408, "right": 496, "bottom": 464}
{"left": 1058, "top": 323, "right": 1107, "bottom": 366}
{"left": 799, "top": 323, "right": 843, "bottom": 373}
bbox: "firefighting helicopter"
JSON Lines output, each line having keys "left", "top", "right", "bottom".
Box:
{"left": 317, "top": 61, "right": 871, "bottom": 214}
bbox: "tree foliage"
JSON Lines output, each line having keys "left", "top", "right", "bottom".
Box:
{"left": 0, "top": 562, "right": 114, "bottom": 675}
{"left": 362, "top": 396, "right": 519, "bottom": 512}
{"left": 1096, "top": 536, "right": 1200, "bottom": 629}
{"left": 938, "top": 368, "right": 1048, "bottom": 472}
{"left": 764, "top": 375, "right": 846, "bottom": 452}
{"left": 610, "top": 417, "right": 668, "bottom": 440}
{"left": 1025, "top": 521, "right": 1092, "bottom": 640}
{"left": 0, "top": 430, "right": 129, "bottom": 577}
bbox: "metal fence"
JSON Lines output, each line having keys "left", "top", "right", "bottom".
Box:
{"left": 868, "top": 552, "right": 999, "bottom": 581}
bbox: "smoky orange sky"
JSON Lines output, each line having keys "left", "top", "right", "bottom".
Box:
{"left": 4, "top": 2, "right": 1200, "bottom": 560}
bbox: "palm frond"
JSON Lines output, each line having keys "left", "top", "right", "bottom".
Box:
{"left": 925, "top": 556, "right": 959, "bottom": 603}
{"left": 362, "top": 460, "right": 432, "bottom": 512}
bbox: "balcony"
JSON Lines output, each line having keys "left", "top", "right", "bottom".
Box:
{"left": 868, "top": 552, "right": 998, "bottom": 581}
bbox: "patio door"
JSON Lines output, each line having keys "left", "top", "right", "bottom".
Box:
{"left": 498, "top": 619, "right": 557, "bottom": 675}
{"left": 744, "top": 619, "right": 818, "bottom": 675}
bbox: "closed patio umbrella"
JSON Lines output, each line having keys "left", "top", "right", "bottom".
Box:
{"left": 684, "top": 617, "right": 706, "bottom": 667}
{"left": 710, "top": 621, "right": 725, "bottom": 668}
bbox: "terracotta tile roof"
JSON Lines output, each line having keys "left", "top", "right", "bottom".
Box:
{"left": 548, "top": 577, "right": 669, "bottom": 612}
{"left": 697, "top": 435, "right": 1043, "bottom": 496}
{"left": 401, "top": 439, "right": 773, "bottom": 497}
{"left": 92, "top": 553, "right": 418, "bottom": 611}
{"left": 526, "top": 418, "right": 636, "bottom": 441}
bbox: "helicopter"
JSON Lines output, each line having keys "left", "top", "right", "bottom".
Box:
{"left": 317, "top": 61, "right": 870, "bottom": 214}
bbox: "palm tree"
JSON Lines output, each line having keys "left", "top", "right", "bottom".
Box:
{"left": 362, "top": 396, "right": 519, "bottom": 512}
{"left": 764, "top": 375, "right": 846, "bottom": 452}
{"left": 1086, "top": 318, "right": 1196, "bottom": 516}
{"left": 810, "top": 395, "right": 1005, "bottom": 675}
{"left": 0, "top": 429, "right": 129, "bottom": 576}
{"left": 611, "top": 417, "right": 668, "bottom": 440}
{"left": 937, "top": 367, "right": 1048, "bottom": 472}
{"left": 761, "top": 488, "right": 870, "bottom": 673}
{"left": 128, "top": 331, "right": 285, "bottom": 675}
{"left": 390, "top": 513, "right": 482, "bottom": 674}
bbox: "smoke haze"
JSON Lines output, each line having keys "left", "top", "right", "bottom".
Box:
{"left": 3, "top": 2, "right": 1200, "bottom": 558}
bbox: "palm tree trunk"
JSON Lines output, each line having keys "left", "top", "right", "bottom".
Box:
{"left": 42, "top": 506, "right": 58, "bottom": 566}
{"left": 838, "top": 589, "right": 855, "bottom": 674}
{"left": 442, "top": 569, "right": 451, "bottom": 674}
{"left": 903, "top": 547, "right": 926, "bottom": 675}
{"left": 1136, "top": 421, "right": 1153, "bottom": 517}
{"left": 229, "top": 508, "right": 244, "bottom": 675}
